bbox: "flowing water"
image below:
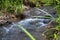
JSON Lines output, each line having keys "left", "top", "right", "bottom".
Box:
{"left": 0, "top": 18, "right": 50, "bottom": 40}
{"left": 0, "top": 7, "right": 57, "bottom": 40}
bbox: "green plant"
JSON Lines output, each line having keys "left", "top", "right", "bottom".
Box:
{"left": 37, "top": 0, "right": 60, "bottom": 40}
{"left": 24, "top": 0, "right": 60, "bottom": 40}
{"left": 0, "top": 0, "right": 23, "bottom": 13}
{"left": 17, "top": 24, "right": 36, "bottom": 40}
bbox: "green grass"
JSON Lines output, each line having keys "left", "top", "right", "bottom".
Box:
{"left": 17, "top": 24, "right": 36, "bottom": 40}
{"left": 0, "top": 0, "right": 23, "bottom": 13}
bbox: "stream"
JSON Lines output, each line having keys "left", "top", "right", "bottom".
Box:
{"left": 0, "top": 7, "right": 57, "bottom": 40}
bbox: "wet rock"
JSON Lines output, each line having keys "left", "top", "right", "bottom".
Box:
{"left": 23, "top": 6, "right": 58, "bottom": 18}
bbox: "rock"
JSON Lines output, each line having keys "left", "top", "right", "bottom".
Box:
{"left": 23, "top": 6, "right": 58, "bottom": 18}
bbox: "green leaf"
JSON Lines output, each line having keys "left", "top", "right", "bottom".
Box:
{"left": 56, "top": 26, "right": 60, "bottom": 30}
{"left": 56, "top": 5, "right": 60, "bottom": 17}
{"left": 17, "top": 24, "right": 36, "bottom": 40}
{"left": 54, "top": 33, "right": 57, "bottom": 38}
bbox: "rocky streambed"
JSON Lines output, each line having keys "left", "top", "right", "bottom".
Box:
{"left": 0, "top": 6, "right": 57, "bottom": 40}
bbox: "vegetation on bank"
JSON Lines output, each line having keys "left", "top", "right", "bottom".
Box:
{"left": 0, "top": 0, "right": 23, "bottom": 14}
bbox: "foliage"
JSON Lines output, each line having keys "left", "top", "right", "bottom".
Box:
{"left": 0, "top": 0, "right": 23, "bottom": 13}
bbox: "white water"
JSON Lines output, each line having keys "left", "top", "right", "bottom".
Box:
{"left": 2, "top": 18, "right": 50, "bottom": 34}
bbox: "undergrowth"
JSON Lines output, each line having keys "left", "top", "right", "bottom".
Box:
{"left": 0, "top": 0, "right": 23, "bottom": 14}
